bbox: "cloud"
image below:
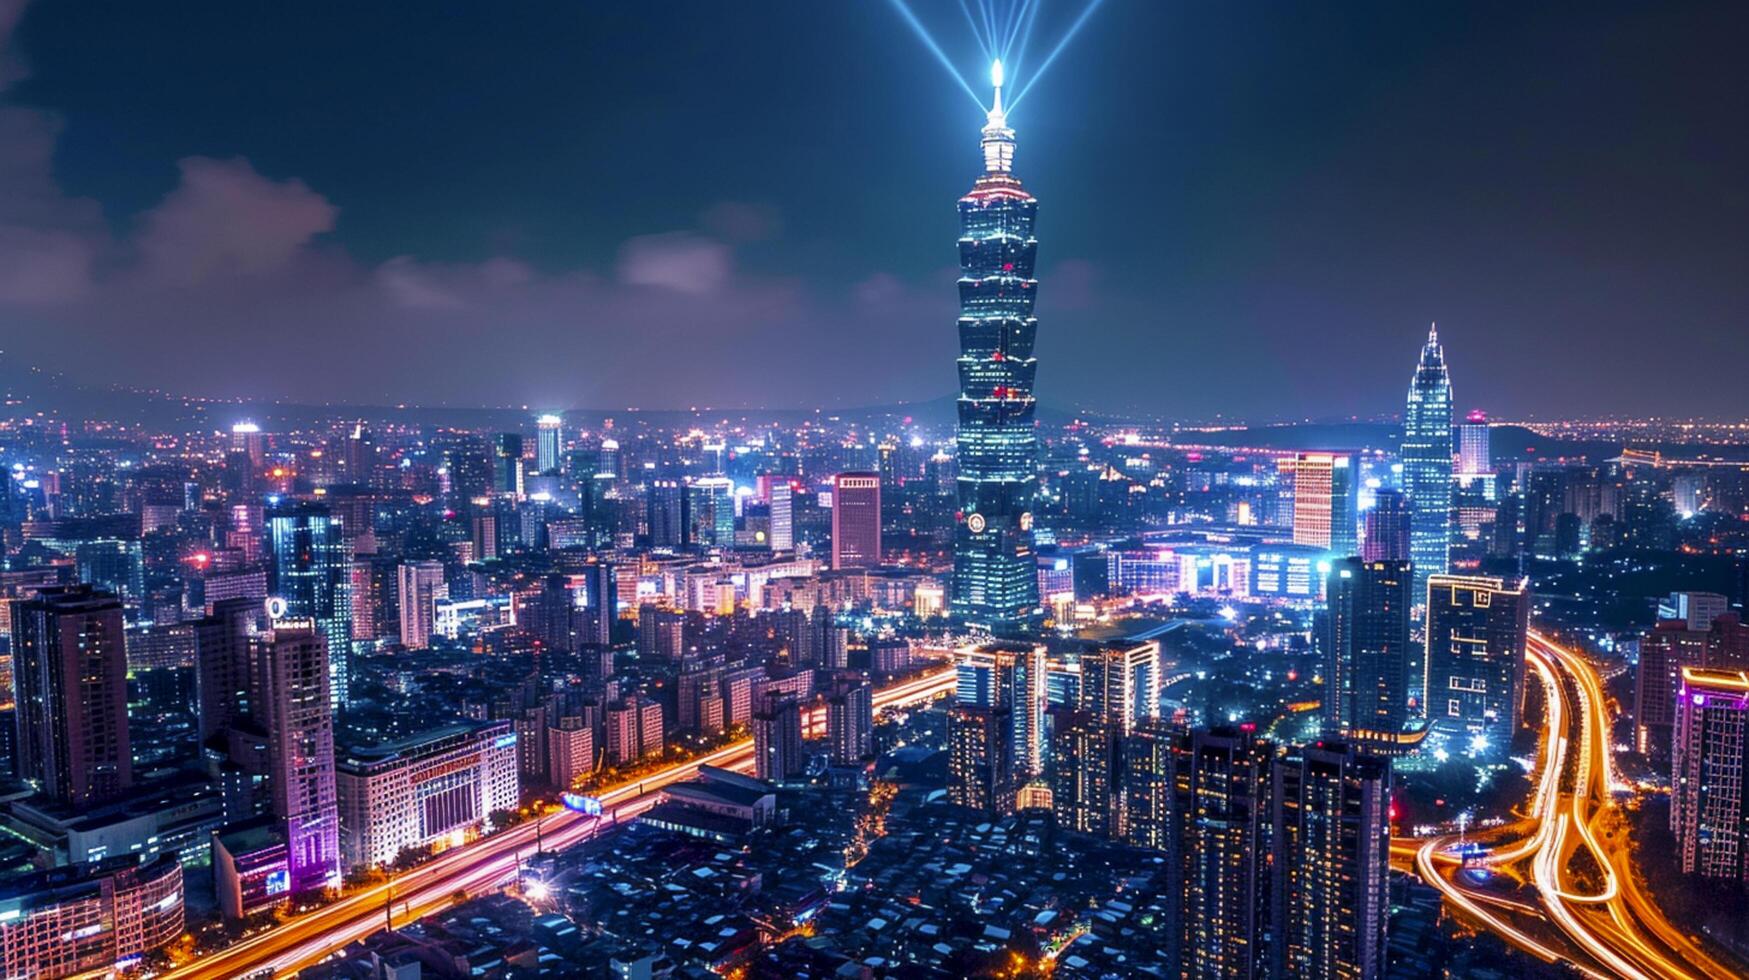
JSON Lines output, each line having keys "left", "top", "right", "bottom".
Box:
{"left": 0, "top": 107, "right": 105, "bottom": 303}
{"left": 700, "top": 201, "right": 780, "bottom": 243}
{"left": 135, "top": 157, "right": 338, "bottom": 286}
{"left": 615, "top": 231, "right": 731, "bottom": 294}
{"left": 0, "top": 0, "right": 30, "bottom": 91}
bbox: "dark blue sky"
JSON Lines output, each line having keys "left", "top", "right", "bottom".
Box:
{"left": 0, "top": 1, "right": 1744, "bottom": 419}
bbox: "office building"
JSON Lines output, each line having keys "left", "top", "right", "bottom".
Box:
{"left": 954, "top": 641, "right": 1047, "bottom": 776}
{"left": 547, "top": 720, "right": 594, "bottom": 792}
{"left": 1636, "top": 619, "right": 1714, "bottom": 759}
{"left": 194, "top": 596, "right": 259, "bottom": 745}
{"left": 1403, "top": 324, "right": 1454, "bottom": 601}
{"left": 646, "top": 479, "right": 684, "bottom": 549}
{"left": 830, "top": 472, "right": 882, "bottom": 570}
{"left": 12, "top": 586, "right": 132, "bottom": 806}
{"left": 1658, "top": 591, "right": 1731, "bottom": 632}
{"left": 1323, "top": 558, "right": 1414, "bottom": 739}
{"left": 335, "top": 720, "right": 519, "bottom": 870}
{"left": 1424, "top": 574, "right": 1530, "bottom": 745}
{"left": 1457, "top": 409, "right": 1491, "bottom": 477}
{"left": 254, "top": 622, "right": 340, "bottom": 895}
{"left": 1173, "top": 726, "right": 1271, "bottom": 979}
{"left": 396, "top": 560, "right": 447, "bottom": 651}
{"left": 266, "top": 503, "right": 353, "bottom": 706}
{"left": 1291, "top": 453, "right": 1355, "bottom": 553}
{"left": 535, "top": 414, "right": 563, "bottom": 474}
{"left": 1360, "top": 489, "right": 1412, "bottom": 563}
{"left": 1271, "top": 742, "right": 1392, "bottom": 980}
{"left": 753, "top": 693, "right": 804, "bottom": 782}
{"left": 769, "top": 481, "right": 795, "bottom": 551}
{"left": 686, "top": 476, "right": 734, "bottom": 548}
{"left": 1672, "top": 668, "right": 1749, "bottom": 882}
{"left": 952, "top": 63, "right": 1041, "bottom": 631}
{"left": 947, "top": 703, "right": 1014, "bottom": 814}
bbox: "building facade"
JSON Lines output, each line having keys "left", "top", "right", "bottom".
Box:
{"left": 830, "top": 473, "right": 882, "bottom": 570}
{"left": 952, "top": 65, "right": 1041, "bottom": 631}
{"left": 1402, "top": 324, "right": 1454, "bottom": 603}
{"left": 1423, "top": 575, "right": 1530, "bottom": 745}
{"left": 335, "top": 720, "right": 519, "bottom": 870}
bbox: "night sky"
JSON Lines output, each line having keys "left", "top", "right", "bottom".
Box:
{"left": 0, "top": 1, "right": 1744, "bottom": 419}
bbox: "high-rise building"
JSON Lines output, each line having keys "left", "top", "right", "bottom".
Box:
{"left": 1271, "top": 742, "right": 1392, "bottom": 980}
{"left": 195, "top": 596, "right": 259, "bottom": 745}
{"left": 253, "top": 622, "right": 340, "bottom": 896}
{"left": 535, "top": 414, "right": 563, "bottom": 474}
{"left": 1403, "top": 324, "right": 1454, "bottom": 601}
{"left": 492, "top": 433, "right": 524, "bottom": 496}
{"left": 1050, "top": 709, "right": 1117, "bottom": 836}
{"left": 582, "top": 558, "right": 617, "bottom": 647}
{"left": 1424, "top": 574, "right": 1530, "bottom": 745}
{"left": 646, "top": 479, "right": 684, "bottom": 549}
{"left": 830, "top": 472, "right": 882, "bottom": 570}
{"left": 396, "top": 560, "right": 447, "bottom": 651}
{"left": 752, "top": 692, "right": 804, "bottom": 782}
{"left": 952, "top": 63, "right": 1040, "bottom": 632}
{"left": 947, "top": 703, "right": 1014, "bottom": 814}
{"left": 1078, "top": 640, "right": 1161, "bottom": 734}
{"left": 1291, "top": 453, "right": 1355, "bottom": 553}
{"left": 685, "top": 476, "right": 734, "bottom": 548}
{"left": 826, "top": 678, "right": 873, "bottom": 765}
{"left": 1658, "top": 591, "right": 1731, "bottom": 632}
{"left": 954, "top": 641, "right": 1047, "bottom": 776}
{"left": 1360, "top": 488, "right": 1412, "bottom": 563}
{"left": 1173, "top": 726, "right": 1271, "bottom": 979}
{"left": 1636, "top": 619, "right": 1713, "bottom": 759}
{"left": 1121, "top": 724, "right": 1173, "bottom": 851}
{"left": 266, "top": 503, "right": 353, "bottom": 707}
{"left": 1323, "top": 558, "right": 1414, "bottom": 740}
{"left": 12, "top": 586, "right": 133, "bottom": 806}
{"left": 1672, "top": 668, "right": 1749, "bottom": 883}
{"left": 1457, "top": 409, "right": 1491, "bottom": 477}
{"left": 769, "top": 481, "right": 795, "bottom": 552}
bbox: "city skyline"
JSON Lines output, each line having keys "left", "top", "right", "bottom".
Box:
{"left": 1, "top": 2, "right": 1747, "bottom": 418}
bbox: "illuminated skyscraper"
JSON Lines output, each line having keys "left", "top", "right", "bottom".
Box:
{"left": 948, "top": 703, "right": 1014, "bottom": 814}
{"left": 1271, "top": 742, "right": 1392, "bottom": 980}
{"left": 953, "top": 61, "right": 1040, "bottom": 631}
{"left": 12, "top": 586, "right": 132, "bottom": 805}
{"left": 1291, "top": 453, "right": 1355, "bottom": 554}
{"left": 1323, "top": 558, "right": 1413, "bottom": 740}
{"left": 1457, "top": 409, "right": 1490, "bottom": 477}
{"left": 396, "top": 560, "right": 447, "bottom": 651}
{"left": 266, "top": 503, "right": 353, "bottom": 707}
{"left": 1403, "top": 324, "right": 1454, "bottom": 601}
{"left": 1050, "top": 709, "right": 1116, "bottom": 836}
{"left": 1424, "top": 574, "right": 1529, "bottom": 744}
{"left": 1173, "top": 726, "right": 1270, "bottom": 979}
{"left": 1078, "top": 640, "right": 1161, "bottom": 734}
{"left": 535, "top": 414, "right": 563, "bottom": 474}
{"left": 1360, "top": 488, "right": 1412, "bottom": 563}
{"left": 830, "top": 472, "right": 881, "bottom": 570}
{"left": 254, "top": 622, "right": 340, "bottom": 896}
{"left": 752, "top": 692, "right": 804, "bottom": 782}
{"left": 1672, "top": 667, "right": 1749, "bottom": 882}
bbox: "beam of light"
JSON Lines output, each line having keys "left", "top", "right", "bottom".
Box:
{"left": 888, "top": 0, "right": 989, "bottom": 110}
{"left": 1004, "top": 0, "right": 1042, "bottom": 75}
{"left": 998, "top": 0, "right": 1030, "bottom": 62}
{"left": 958, "top": 0, "right": 992, "bottom": 62}
{"left": 1009, "top": 0, "right": 1107, "bottom": 113}
{"left": 980, "top": 0, "right": 1001, "bottom": 61}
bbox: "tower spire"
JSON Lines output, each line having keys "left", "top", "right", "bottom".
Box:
{"left": 1428, "top": 321, "right": 1438, "bottom": 345}
{"left": 981, "top": 59, "right": 1015, "bottom": 174}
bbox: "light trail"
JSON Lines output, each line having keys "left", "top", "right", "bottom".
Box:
{"left": 161, "top": 668, "right": 958, "bottom": 980}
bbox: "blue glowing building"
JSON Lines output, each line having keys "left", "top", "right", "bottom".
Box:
{"left": 953, "top": 61, "right": 1040, "bottom": 631}
{"left": 1402, "top": 324, "right": 1453, "bottom": 603}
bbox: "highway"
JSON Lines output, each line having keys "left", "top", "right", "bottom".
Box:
{"left": 162, "top": 667, "right": 958, "bottom": 980}
{"left": 1406, "top": 632, "right": 1737, "bottom": 979}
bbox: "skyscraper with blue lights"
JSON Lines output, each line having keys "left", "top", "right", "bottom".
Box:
{"left": 1402, "top": 324, "right": 1453, "bottom": 602}
{"left": 953, "top": 61, "right": 1040, "bottom": 631}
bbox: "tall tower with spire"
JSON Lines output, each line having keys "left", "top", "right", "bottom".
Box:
{"left": 1403, "top": 323, "right": 1454, "bottom": 610}
{"left": 953, "top": 60, "right": 1040, "bottom": 632}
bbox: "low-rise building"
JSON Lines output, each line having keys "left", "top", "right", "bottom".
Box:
{"left": 0, "top": 854, "right": 183, "bottom": 979}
